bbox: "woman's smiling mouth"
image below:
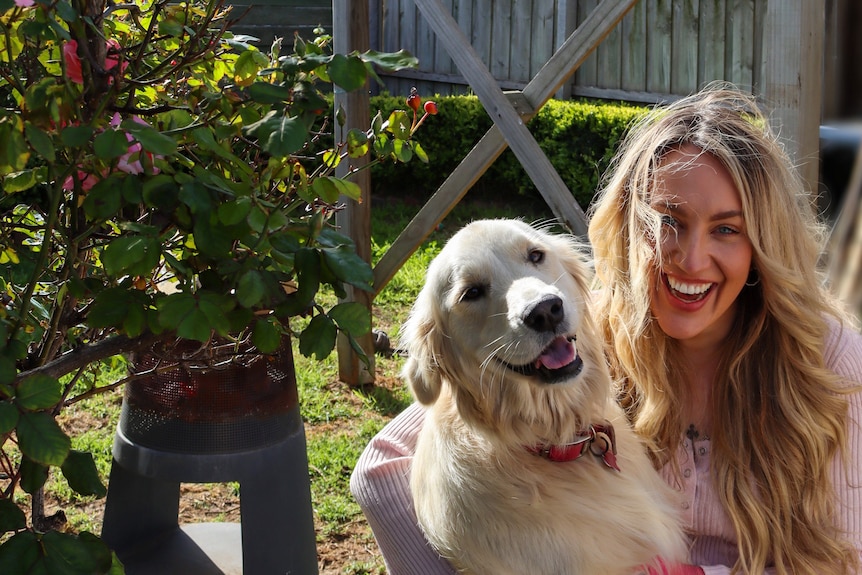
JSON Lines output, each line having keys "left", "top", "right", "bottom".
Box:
{"left": 664, "top": 273, "right": 714, "bottom": 303}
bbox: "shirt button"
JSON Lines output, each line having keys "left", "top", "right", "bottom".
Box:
{"left": 682, "top": 501, "right": 690, "bottom": 510}
{"left": 699, "top": 447, "right": 707, "bottom": 456}
{"left": 683, "top": 468, "right": 692, "bottom": 478}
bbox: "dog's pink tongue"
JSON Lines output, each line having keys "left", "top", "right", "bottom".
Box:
{"left": 536, "top": 337, "right": 576, "bottom": 370}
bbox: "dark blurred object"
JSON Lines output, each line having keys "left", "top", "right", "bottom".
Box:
{"left": 823, "top": 123, "right": 862, "bottom": 319}
{"left": 820, "top": 123, "right": 862, "bottom": 219}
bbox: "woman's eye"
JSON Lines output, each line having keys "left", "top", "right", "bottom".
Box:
{"left": 716, "top": 224, "right": 739, "bottom": 235}
{"left": 660, "top": 214, "right": 678, "bottom": 228}
{"left": 528, "top": 249, "right": 544, "bottom": 264}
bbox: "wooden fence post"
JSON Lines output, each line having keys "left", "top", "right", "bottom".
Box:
{"left": 333, "top": 0, "right": 375, "bottom": 385}
{"left": 761, "top": 0, "right": 824, "bottom": 196}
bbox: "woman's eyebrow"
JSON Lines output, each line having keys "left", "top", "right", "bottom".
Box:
{"left": 709, "top": 210, "right": 743, "bottom": 221}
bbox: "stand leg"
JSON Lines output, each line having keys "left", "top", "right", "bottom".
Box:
{"left": 101, "top": 458, "right": 181, "bottom": 554}
{"left": 239, "top": 426, "right": 319, "bottom": 575}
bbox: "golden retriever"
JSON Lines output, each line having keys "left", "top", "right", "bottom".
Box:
{"left": 402, "top": 219, "right": 688, "bottom": 575}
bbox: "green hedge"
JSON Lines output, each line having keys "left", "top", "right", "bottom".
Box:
{"left": 369, "top": 95, "right": 648, "bottom": 209}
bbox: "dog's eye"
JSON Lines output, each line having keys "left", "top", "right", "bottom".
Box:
{"left": 461, "top": 286, "right": 484, "bottom": 301}
{"left": 528, "top": 249, "right": 545, "bottom": 264}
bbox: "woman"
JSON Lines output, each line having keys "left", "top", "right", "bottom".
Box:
{"left": 350, "top": 84, "right": 862, "bottom": 574}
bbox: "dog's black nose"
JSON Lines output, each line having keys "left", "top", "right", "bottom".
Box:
{"left": 524, "top": 295, "right": 564, "bottom": 332}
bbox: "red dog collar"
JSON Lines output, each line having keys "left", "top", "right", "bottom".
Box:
{"left": 528, "top": 422, "right": 620, "bottom": 471}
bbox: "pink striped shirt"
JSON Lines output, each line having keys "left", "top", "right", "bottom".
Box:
{"left": 350, "top": 321, "right": 862, "bottom": 574}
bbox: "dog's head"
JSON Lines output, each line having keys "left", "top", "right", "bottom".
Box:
{"left": 401, "top": 219, "right": 611, "bottom": 442}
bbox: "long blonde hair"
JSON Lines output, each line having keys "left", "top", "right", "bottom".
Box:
{"left": 588, "top": 84, "right": 858, "bottom": 574}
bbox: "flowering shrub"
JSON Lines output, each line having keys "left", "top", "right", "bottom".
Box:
{"left": 0, "top": 0, "right": 430, "bottom": 570}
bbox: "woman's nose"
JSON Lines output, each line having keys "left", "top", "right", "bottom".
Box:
{"left": 673, "top": 232, "right": 710, "bottom": 273}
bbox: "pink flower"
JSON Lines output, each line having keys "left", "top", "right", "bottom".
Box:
{"left": 63, "top": 40, "right": 83, "bottom": 84}
{"left": 14, "top": 0, "right": 35, "bottom": 6}
{"left": 62, "top": 38, "right": 127, "bottom": 85}
{"left": 63, "top": 170, "right": 101, "bottom": 192}
{"left": 111, "top": 114, "right": 162, "bottom": 176}
{"left": 105, "top": 38, "right": 128, "bottom": 76}
{"left": 62, "top": 115, "right": 161, "bottom": 191}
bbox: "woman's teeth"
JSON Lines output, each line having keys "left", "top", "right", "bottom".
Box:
{"left": 667, "top": 276, "right": 712, "bottom": 301}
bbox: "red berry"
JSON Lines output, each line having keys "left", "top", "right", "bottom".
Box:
{"left": 423, "top": 101, "right": 438, "bottom": 115}
{"left": 406, "top": 87, "right": 421, "bottom": 113}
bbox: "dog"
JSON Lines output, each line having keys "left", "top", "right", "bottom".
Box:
{"left": 402, "top": 219, "right": 688, "bottom": 575}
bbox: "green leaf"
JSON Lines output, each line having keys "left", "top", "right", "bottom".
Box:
{"left": 157, "top": 292, "right": 197, "bottom": 329}
{"left": 246, "top": 112, "right": 308, "bottom": 157}
{"left": 237, "top": 270, "right": 265, "bottom": 308}
{"left": 94, "top": 129, "right": 129, "bottom": 160}
{"left": 359, "top": 48, "right": 419, "bottom": 71}
{"left": 82, "top": 176, "right": 123, "bottom": 220}
{"left": 88, "top": 287, "right": 149, "bottom": 337}
{"left": 193, "top": 216, "right": 233, "bottom": 258}
{"left": 19, "top": 456, "right": 48, "bottom": 494}
{"left": 16, "top": 411, "right": 71, "bottom": 467}
{"left": 299, "top": 314, "right": 337, "bottom": 359}
{"left": 121, "top": 172, "right": 143, "bottom": 204}
{"left": 121, "top": 119, "right": 177, "bottom": 156}
{"left": 55, "top": 0, "right": 79, "bottom": 22}
{"left": 0, "top": 401, "right": 19, "bottom": 434}
{"left": 328, "top": 53, "right": 367, "bottom": 92}
{"left": 102, "top": 235, "right": 161, "bottom": 277}
{"left": 0, "top": 354, "right": 16, "bottom": 385}
{"left": 24, "top": 123, "right": 55, "bottom": 162}
{"left": 386, "top": 110, "right": 411, "bottom": 140}
{"left": 346, "top": 128, "right": 369, "bottom": 158}
{"left": 372, "top": 132, "right": 393, "bottom": 158}
{"left": 41, "top": 531, "right": 113, "bottom": 574}
{"left": 158, "top": 16, "right": 184, "bottom": 37}
{"left": 197, "top": 292, "right": 233, "bottom": 336}
{"left": 275, "top": 249, "right": 320, "bottom": 317}
{"left": 393, "top": 139, "right": 413, "bottom": 163}
{"left": 157, "top": 293, "right": 230, "bottom": 342}
{"left": 15, "top": 374, "right": 61, "bottom": 410}
{"left": 311, "top": 176, "right": 361, "bottom": 203}
{"left": 1, "top": 126, "right": 29, "bottom": 172}
{"left": 0, "top": 499, "right": 27, "bottom": 534}
{"left": 233, "top": 48, "right": 268, "bottom": 85}
{"left": 322, "top": 244, "right": 373, "bottom": 290}
{"left": 191, "top": 127, "right": 246, "bottom": 168}
{"left": 328, "top": 302, "right": 371, "bottom": 336}
{"left": 247, "top": 82, "right": 293, "bottom": 104}
{"left": 2, "top": 169, "right": 40, "bottom": 194}
{"left": 217, "top": 197, "right": 252, "bottom": 225}
{"left": 61, "top": 450, "right": 107, "bottom": 497}
{"left": 88, "top": 287, "right": 131, "bottom": 330}
{"left": 252, "top": 319, "right": 281, "bottom": 354}
{"left": 0, "top": 530, "right": 40, "bottom": 575}
{"left": 413, "top": 140, "right": 429, "bottom": 163}
{"left": 142, "top": 174, "right": 180, "bottom": 209}
{"left": 61, "top": 125, "right": 94, "bottom": 148}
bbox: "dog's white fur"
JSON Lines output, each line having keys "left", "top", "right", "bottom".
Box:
{"left": 403, "top": 219, "right": 688, "bottom": 575}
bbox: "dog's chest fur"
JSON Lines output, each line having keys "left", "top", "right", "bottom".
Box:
{"left": 412, "top": 396, "right": 687, "bottom": 575}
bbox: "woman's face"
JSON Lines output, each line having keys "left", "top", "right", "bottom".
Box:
{"left": 648, "top": 144, "right": 753, "bottom": 350}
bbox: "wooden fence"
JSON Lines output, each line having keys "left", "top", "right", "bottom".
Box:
{"left": 230, "top": 1, "right": 854, "bottom": 116}
{"left": 228, "top": 0, "right": 331, "bottom": 47}
{"left": 367, "top": 0, "right": 853, "bottom": 116}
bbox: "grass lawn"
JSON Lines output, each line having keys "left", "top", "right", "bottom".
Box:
{"left": 45, "top": 192, "right": 557, "bottom": 574}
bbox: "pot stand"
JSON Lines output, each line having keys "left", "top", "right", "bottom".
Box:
{"left": 101, "top": 339, "right": 318, "bottom": 575}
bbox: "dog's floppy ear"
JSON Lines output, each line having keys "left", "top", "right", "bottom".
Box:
{"left": 400, "top": 290, "right": 445, "bottom": 405}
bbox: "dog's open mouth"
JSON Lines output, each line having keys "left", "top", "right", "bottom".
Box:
{"left": 503, "top": 336, "right": 583, "bottom": 383}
